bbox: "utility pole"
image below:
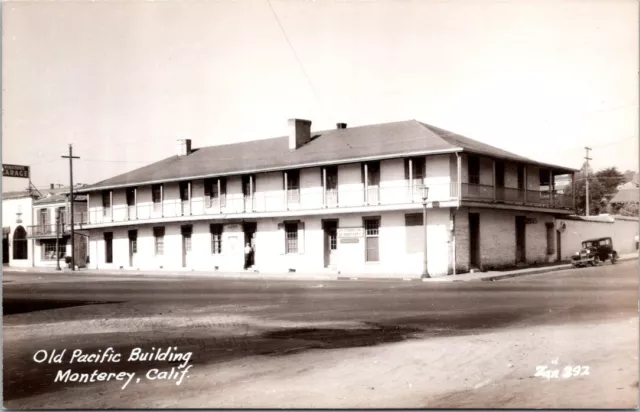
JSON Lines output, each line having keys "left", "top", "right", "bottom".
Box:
{"left": 62, "top": 144, "right": 80, "bottom": 271}
{"left": 584, "top": 147, "right": 592, "bottom": 216}
{"left": 55, "top": 208, "right": 61, "bottom": 271}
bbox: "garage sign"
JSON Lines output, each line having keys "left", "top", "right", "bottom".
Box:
{"left": 2, "top": 164, "right": 30, "bottom": 179}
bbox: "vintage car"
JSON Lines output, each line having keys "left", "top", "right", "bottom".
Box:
{"left": 571, "top": 237, "right": 618, "bottom": 267}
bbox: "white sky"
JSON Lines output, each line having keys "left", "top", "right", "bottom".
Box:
{"left": 2, "top": 0, "right": 638, "bottom": 192}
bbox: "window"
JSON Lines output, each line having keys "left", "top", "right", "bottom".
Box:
{"left": 152, "top": 184, "right": 163, "bottom": 212}
{"left": 210, "top": 224, "right": 222, "bottom": 254}
{"left": 181, "top": 225, "right": 192, "bottom": 252}
{"left": 546, "top": 223, "right": 554, "bottom": 255}
{"left": 285, "top": 222, "right": 298, "bottom": 254}
{"left": 12, "top": 226, "right": 27, "bottom": 260}
{"left": 204, "top": 178, "right": 226, "bottom": 208}
{"left": 102, "top": 191, "right": 111, "bottom": 216}
{"left": 325, "top": 166, "right": 338, "bottom": 190}
{"left": 286, "top": 170, "right": 300, "bottom": 203}
{"left": 180, "top": 182, "right": 190, "bottom": 202}
{"left": 153, "top": 227, "right": 165, "bottom": 255}
{"left": 104, "top": 232, "right": 113, "bottom": 263}
{"left": 126, "top": 188, "right": 136, "bottom": 206}
{"left": 39, "top": 208, "right": 49, "bottom": 229}
{"left": 362, "top": 161, "right": 380, "bottom": 186}
{"left": 405, "top": 213, "right": 424, "bottom": 254}
{"left": 468, "top": 156, "right": 480, "bottom": 185}
{"left": 364, "top": 217, "right": 380, "bottom": 262}
{"left": 495, "top": 161, "right": 505, "bottom": 188}
{"left": 41, "top": 239, "right": 65, "bottom": 260}
{"left": 517, "top": 165, "right": 525, "bottom": 190}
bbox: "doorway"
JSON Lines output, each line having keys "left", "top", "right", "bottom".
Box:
{"left": 128, "top": 230, "right": 137, "bottom": 267}
{"left": 3, "top": 228, "right": 9, "bottom": 264}
{"left": 243, "top": 222, "right": 257, "bottom": 267}
{"left": 515, "top": 216, "right": 526, "bottom": 264}
{"left": 556, "top": 230, "right": 562, "bottom": 262}
{"left": 469, "top": 213, "right": 480, "bottom": 268}
{"left": 322, "top": 220, "right": 338, "bottom": 268}
{"left": 181, "top": 225, "right": 193, "bottom": 268}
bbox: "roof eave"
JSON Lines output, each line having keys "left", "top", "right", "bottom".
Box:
{"left": 459, "top": 149, "right": 579, "bottom": 173}
{"left": 77, "top": 147, "right": 464, "bottom": 193}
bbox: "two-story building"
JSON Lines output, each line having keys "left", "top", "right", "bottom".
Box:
{"left": 25, "top": 185, "right": 90, "bottom": 268}
{"left": 76, "top": 119, "right": 576, "bottom": 277}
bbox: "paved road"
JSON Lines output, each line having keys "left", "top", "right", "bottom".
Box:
{"left": 2, "top": 261, "right": 638, "bottom": 408}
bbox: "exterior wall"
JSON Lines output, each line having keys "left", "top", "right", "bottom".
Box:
{"left": 455, "top": 206, "right": 556, "bottom": 271}
{"left": 337, "top": 163, "right": 364, "bottom": 207}
{"left": 299, "top": 167, "right": 323, "bottom": 210}
{"left": 425, "top": 154, "right": 453, "bottom": 200}
{"left": 2, "top": 196, "right": 35, "bottom": 267}
{"left": 379, "top": 158, "right": 406, "bottom": 203}
{"left": 85, "top": 209, "right": 453, "bottom": 277}
{"left": 255, "top": 171, "right": 285, "bottom": 211}
{"left": 557, "top": 215, "right": 639, "bottom": 259}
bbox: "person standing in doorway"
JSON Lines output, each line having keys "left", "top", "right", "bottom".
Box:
{"left": 244, "top": 243, "right": 252, "bottom": 270}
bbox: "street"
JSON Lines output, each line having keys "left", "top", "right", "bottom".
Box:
{"left": 3, "top": 261, "right": 639, "bottom": 409}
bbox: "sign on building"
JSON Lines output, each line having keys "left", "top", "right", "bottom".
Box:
{"left": 2, "top": 164, "right": 30, "bottom": 179}
{"left": 337, "top": 227, "right": 364, "bottom": 238}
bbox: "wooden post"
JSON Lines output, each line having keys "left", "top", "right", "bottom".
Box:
{"left": 549, "top": 169, "right": 553, "bottom": 206}
{"left": 284, "top": 172, "right": 288, "bottom": 210}
{"left": 110, "top": 190, "right": 113, "bottom": 221}
{"left": 364, "top": 163, "right": 368, "bottom": 205}
{"left": 134, "top": 187, "right": 137, "bottom": 219}
{"left": 492, "top": 159, "right": 496, "bottom": 201}
{"left": 160, "top": 185, "right": 164, "bottom": 217}
{"left": 322, "top": 167, "right": 327, "bottom": 207}
{"left": 409, "top": 158, "right": 413, "bottom": 201}
{"left": 456, "top": 153, "right": 462, "bottom": 199}
{"left": 523, "top": 165, "right": 528, "bottom": 203}
{"left": 217, "top": 179, "right": 222, "bottom": 213}
{"left": 188, "top": 181, "right": 192, "bottom": 215}
{"left": 249, "top": 175, "right": 254, "bottom": 212}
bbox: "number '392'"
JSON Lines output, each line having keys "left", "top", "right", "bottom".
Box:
{"left": 535, "top": 365, "right": 590, "bottom": 380}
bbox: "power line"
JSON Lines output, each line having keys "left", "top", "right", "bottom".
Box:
{"left": 266, "top": 0, "right": 319, "bottom": 102}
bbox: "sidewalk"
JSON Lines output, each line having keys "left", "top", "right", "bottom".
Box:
{"left": 4, "top": 253, "right": 637, "bottom": 283}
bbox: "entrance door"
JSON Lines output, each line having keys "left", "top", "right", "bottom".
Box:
{"left": 556, "top": 230, "right": 562, "bottom": 262}
{"left": 323, "top": 220, "right": 338, "bottom": 268}
{"left": 181, "top": 225, "right": 193, "bottom": 268}
{"left": 128, "top": 230, "right": 137, "bottom": 267}
{"left": 515, "top": 216, "right": 526, "bottom": 264}
{"left": 243, "top": 222, "right": 257, "bottom": 267}
{"left": 469, "top": 213, "right": 480, "bottom": 268}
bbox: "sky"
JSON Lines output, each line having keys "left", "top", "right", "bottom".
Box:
{"left": 2, "top": 0, "right": 638, "bottom": 192}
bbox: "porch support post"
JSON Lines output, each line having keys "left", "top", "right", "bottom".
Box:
{"left": 160, "top": 185, "right": 164, "bottom": 217}
{"left": 134, "top": 187, "right": 137, "bottom": 219}
{"left": 87, "top": 193, "right": 90, "bottom": 224}
{"left": 523, "top": 165, "right": 528, "bottom": 203}
{"left": 217, "top": 179, "right": 222, "bottom": 213}
{"left": 492, "top": 159, "right": 496, "bottom": 201}
{"left": 549, "top": 169, "right": 553, "bottom": 206}
{"left": 322, "top": 168, "right": 327, "bottom": 207}
{"left": 456, "top": 153, "right": 462, "bottom": 200}
{"left": 572, "top": 173, "right": 576, "bottom": 210}
{"left": 364, "top": 162, "right": 368, "bottom": 205}
{"left": 109, "top": 190, "right": 113, "bottom": 221}
{"left": 249, "top": 175, "right": 253, "bottom": 212}
{"left": 409, "top": 158, "right": 413, "bottom": 201}
{"left": 188, "top": 181, "right": 192, "bottom": 215}
{"left": 284, "top": 172, "right": 288, "bottom": 210}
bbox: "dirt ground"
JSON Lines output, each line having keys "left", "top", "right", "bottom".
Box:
{"left": 6, "top": 314, "right": 638, "bottom": 409}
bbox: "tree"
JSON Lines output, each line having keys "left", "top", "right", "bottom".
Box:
{"left": 594, "top": 167, "right": 626, "bottom": 199}
{"left": 564, "top": 169, "right": 607, "bottom": 216}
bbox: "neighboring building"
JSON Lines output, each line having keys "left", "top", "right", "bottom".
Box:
{"left": 2, "top": 184, "right": 89, "bottom": 268}
{"left": 609, "top": 186, "right": 639, "bottom": 215}
{"left": 26, "top": 186, "right": 89, "bottom": 268}
{"left": 76, "top": 119, "right": 577, "bottom": 277}
{"left": 2, "top": 190, "right": 37, "bottom": 267}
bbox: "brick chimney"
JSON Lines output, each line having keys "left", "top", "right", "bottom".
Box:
{"left": 288, "top": 119, "right": 312, "bottom": 150}
{"left": 337, "top": 123, "right": 347, "bottom": 129}
{"left": 176, "top": 139, "right": 192, "bottom": 156}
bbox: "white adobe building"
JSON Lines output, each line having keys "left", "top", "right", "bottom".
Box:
{"left": 2, "top": 190, "right": 36, "bottom": 267}
{"left": 76, "top": 120, "right": 577, "bottom": 277}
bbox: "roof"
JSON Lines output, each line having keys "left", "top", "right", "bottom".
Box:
{"left": 79, "top": 120, "right": 578, "bottom": 192}
{"left": 33, "top": 193, "right": 88, "bottom": 205}
{"left": 610, "top": 188, "right": 639, "bottom": 204}
{"left": 2, "top": 190, "right": 36, "bottom": 200}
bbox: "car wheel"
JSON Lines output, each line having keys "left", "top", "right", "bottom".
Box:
{"left": 611, "top": 253, "right": 618, "bottom": 264}
{"left": 593, "top": 256, "right": 601, "bottom": 266}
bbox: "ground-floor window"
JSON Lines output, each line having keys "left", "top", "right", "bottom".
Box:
{"left": 210, "top": 224, "right": 222, "bottom": 254}
{"left": 285, "top": 222, "right": 298, "bottom": 254}
{"left": 41, "top": 239, "right": 65, "bottom": 260}
{"left": 104, "top": 232, "right": 113, "bottom": 263}
{"left": 364, "top": 217, "right": 380, "bottom": 262}
{"left": 153, "top": 227, "right": 165, "bottom": 255}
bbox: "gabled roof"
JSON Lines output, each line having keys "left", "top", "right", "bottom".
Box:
{"left": 610, "top": 187, "right": 639, "bottom": 204}
{"left": 79, "top": 120, "right": 577, "bottom": 192}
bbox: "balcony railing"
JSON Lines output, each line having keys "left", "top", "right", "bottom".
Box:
{"left": 463, "top": 183, "right": 573, "bottom": 209}
{"left": 86, "top": 181, "right": 459, "bottom": 224}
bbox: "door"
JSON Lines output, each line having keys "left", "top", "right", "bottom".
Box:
{"left": 243, "top": 222, "right": 257, "bottom": 267}
{"left": 556, "top": 230, "right": 562, "bottom": 262}
{"left": 181, "top": 225, "right": 193, "bottom": 268}
{"left": 2, "top": 228, "right": 9, "bottom": 264}
{"left": 323, "top": 220, "right": 338, "bottom": 268}
{"left": 128, "top": 230, "right": 137, "bottom": 267}
{"left": 515, "top": 216, "right": 526, "bottom": 264}
{"left": 469, "top": 213, "right": 480, "bottom": 268}
{"left": 364, "top": 218, "right": 380, "bottom": 262}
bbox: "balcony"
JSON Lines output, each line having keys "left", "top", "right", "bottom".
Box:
{"left": 462, "top": 183, "right": 573, "bottom": 209}
{"left": 87, "top": 181, "right": 460, "bottom": 224}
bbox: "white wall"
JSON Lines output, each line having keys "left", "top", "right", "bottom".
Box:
{"left": 558, "top": 215, "right": 639, "bottom": 259}
{"left": 2, "top": 196, "right": 34, "bottom": 267}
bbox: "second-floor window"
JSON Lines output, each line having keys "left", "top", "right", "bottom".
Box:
{"left": 285, "top": 170, "right": 300, "bottom": 203}
{"left": 495, "top": 161, "right": 505, "bottom": 188}
{"left": 126, "top": 188, "right": 136, "bottom": 207}
{"left": 404, "top": 158, "right": 426, "bottom": 187}
{"left": 152, "top": 184, "right": 163, "bottom": 212}
{"left": 39, "top": 208, "right": 49, "bottom": 228}
{"left": 179, "top": 182, "right": 190, "bottom": 202}
{"left": 517, "top": 165, "right": 525, "bottom": 190}
{"left": 102, "top": 191, "right": 112, "bottom": 216}
{"left": 468, "top": 155, "right": 480, "bottom": 185}
{"left": 204, "top": 178, "right": 227, "bottom": 208}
